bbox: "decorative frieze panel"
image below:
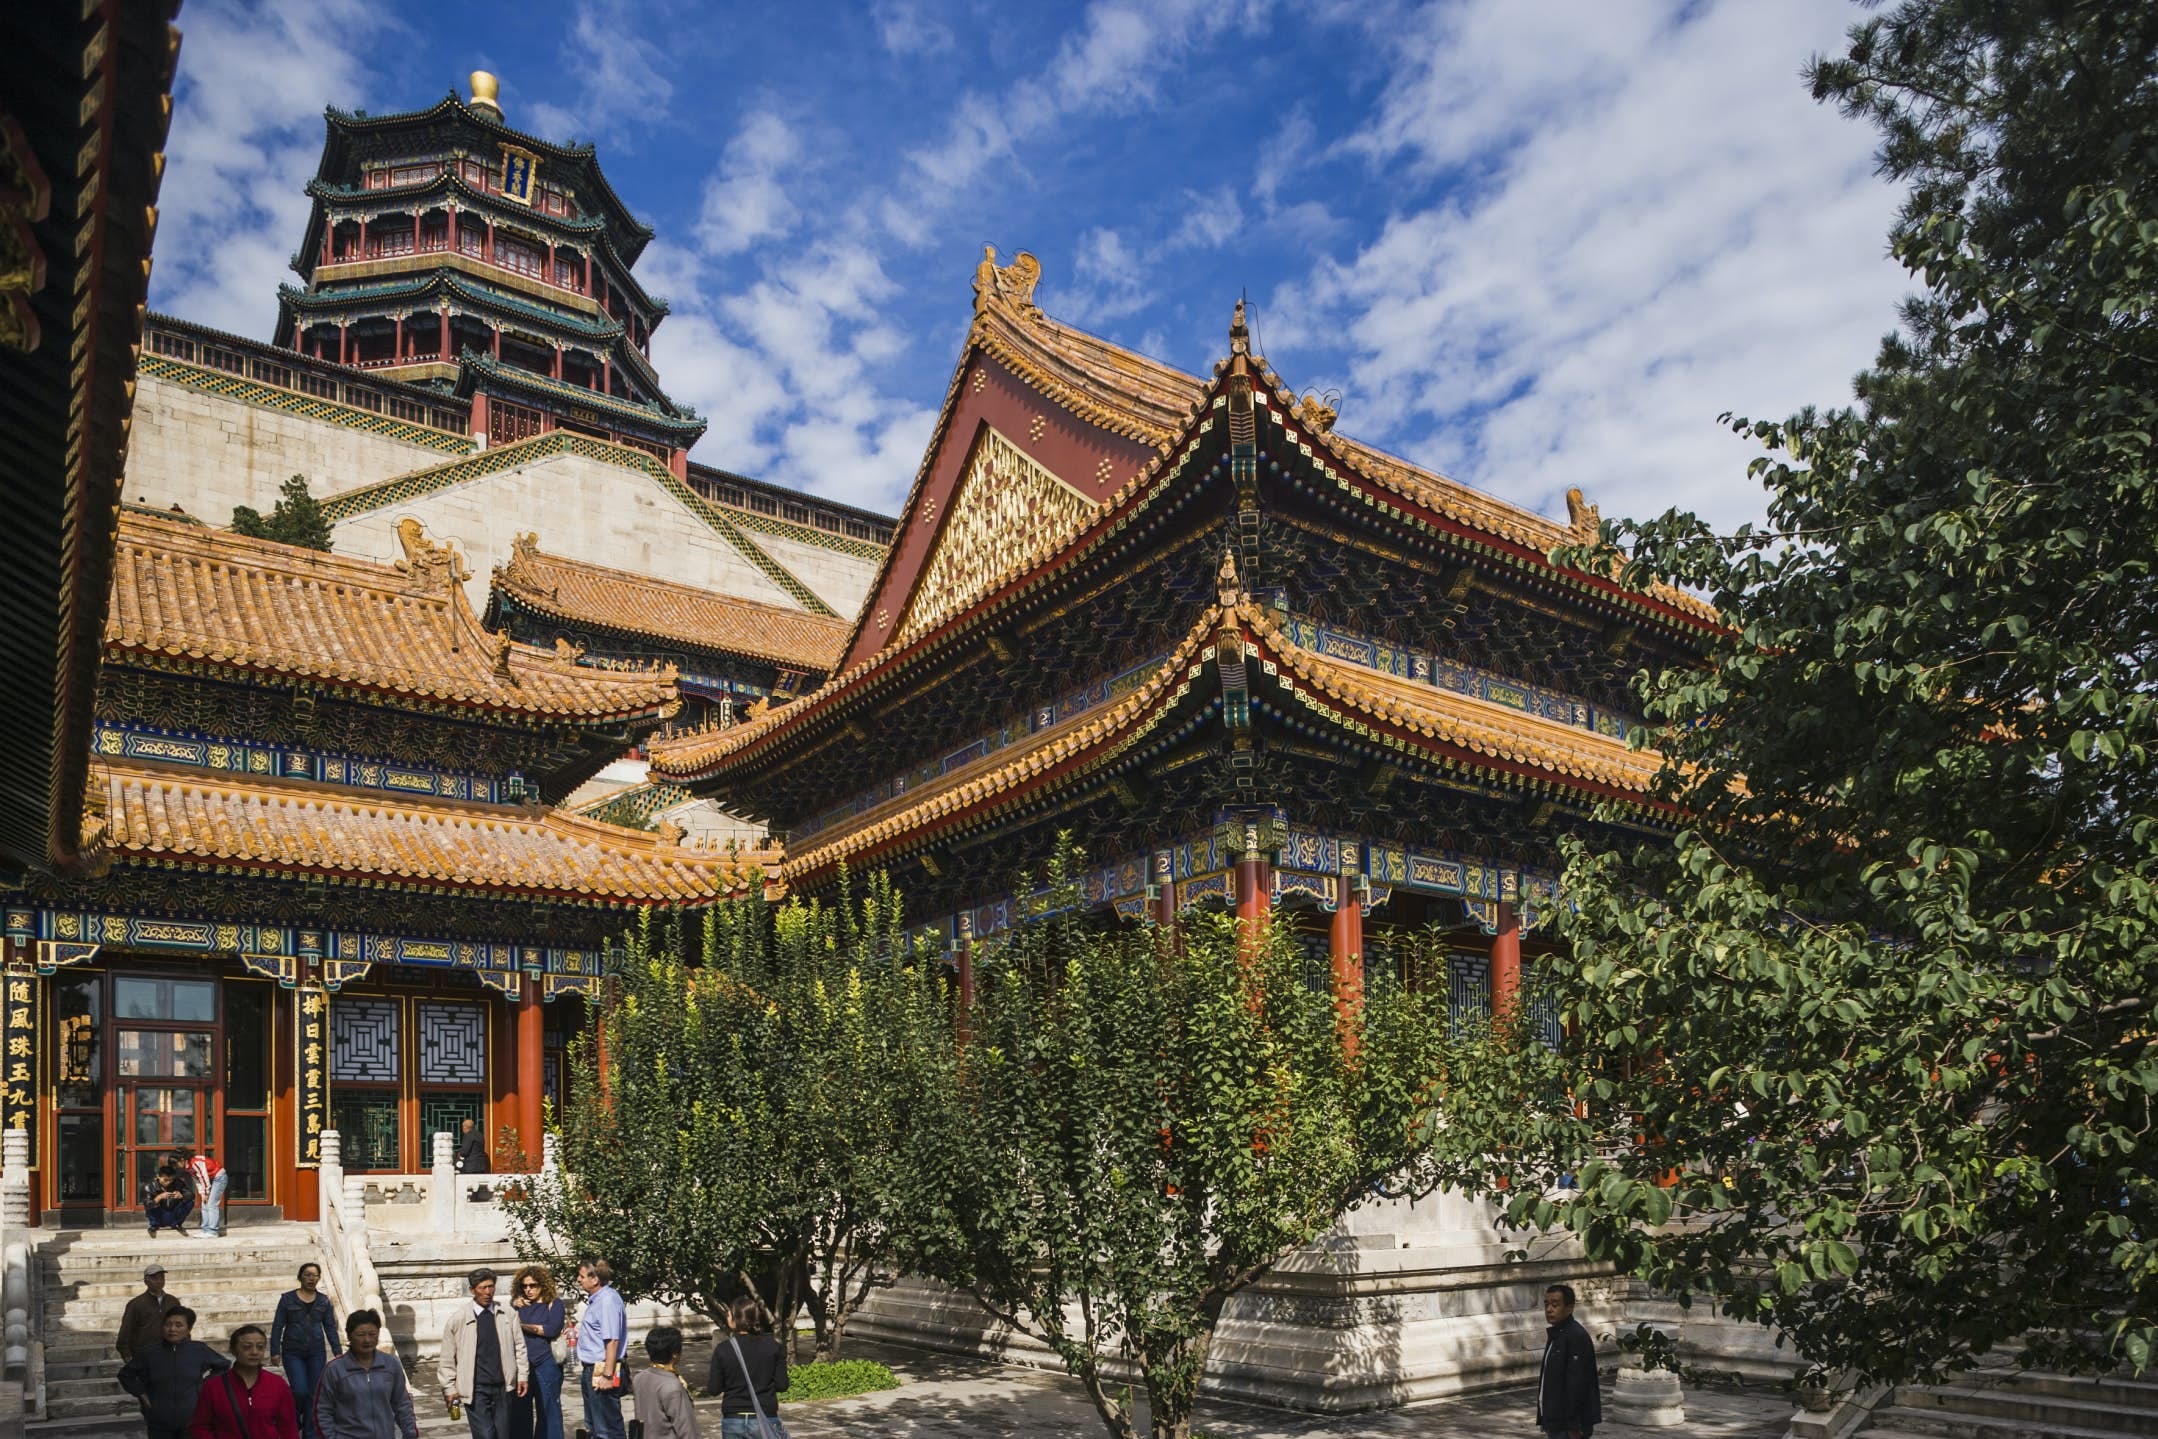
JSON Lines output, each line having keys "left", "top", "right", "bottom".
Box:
{"left": 93, "top": 722, "right": 512, "bottom": 804}
{"left": 1279, "top": 615, "right": 1636, "bottom": 740}
{"left": 897, "top": 426, "right": 1095, "bottom": 645}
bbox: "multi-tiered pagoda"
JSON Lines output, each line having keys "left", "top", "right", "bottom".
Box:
{"left": 271, "top": 73, "right": 704, "bottom": 473}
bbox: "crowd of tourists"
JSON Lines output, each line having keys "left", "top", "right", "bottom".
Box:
{"left": 114, "top": 1256, "right": 794, "bottom": 1439}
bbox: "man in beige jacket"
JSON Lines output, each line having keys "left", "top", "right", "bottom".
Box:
{"left": 439, "top": 1267, "right": 528, "bottom": 1439}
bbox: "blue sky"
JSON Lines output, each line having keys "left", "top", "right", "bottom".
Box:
{"left": 151, "top": 0, "right": 1909, "bottom": 530}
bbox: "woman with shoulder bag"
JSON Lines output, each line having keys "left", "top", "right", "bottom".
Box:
{"left": 703, "top": 1297, "right": 788, "bottom": 1439}
{"left": 189, "top": 1324, "right": 299, "bottom": 1439}
{"left": 508, "top": 1264, "right": 567, "bottom": 1439}
{"left": 269, "top": 1263, "right": 339, "bottom": 1439}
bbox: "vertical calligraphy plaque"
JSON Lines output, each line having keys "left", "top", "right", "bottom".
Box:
{"left": 296, "top": 989, "right": 327, "bottom": 1168}
{"left": 3, "top": 969, "right": 37, "bottom": 1160}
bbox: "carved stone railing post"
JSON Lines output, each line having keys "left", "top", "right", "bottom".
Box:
{"left": 0, "top": 1130, "right": 29, "bottom": 1232}
{"left": 431, "top": 1131, "right": 456, "bottom": 1234}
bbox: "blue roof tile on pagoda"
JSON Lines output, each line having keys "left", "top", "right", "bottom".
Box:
{"left": 319, "top": 93, "right": 653, "bottom": 259}
{"left": 278, "top": 273, "right": 627, "bottom": 342}
{"left": 455, "top": 350, "right": 703, "bottom": 436}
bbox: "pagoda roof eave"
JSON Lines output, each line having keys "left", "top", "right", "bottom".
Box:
{"left": 277, "top": 274, "right": 627, "bottom": 343}
{"left": 767, "top": 598, "right": 1677, "bottom": 889}
{"left": 455, "top": 350, "right": 704, "bottom": 437}
{"left": 318, "top": 95, "right": 654, "bottom": 260}
{"left": 648, "top": 367, "right": 1715, "bottom": 792}
{"left": 98, "top": 757, "right": 768, "bottom": 906}
{"left": 831, "top": 259, "right": 1722, "bottom": 672}
{"left": 294, "top": 171, "right": 670, "bottom": 318}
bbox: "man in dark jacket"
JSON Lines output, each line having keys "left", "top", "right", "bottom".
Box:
{"left": 454, "top": 1118, "right": 490, "bottom": 1175}
{"left": 114, "top": 1263, "right": 177, "bottom": 1362}
{"left": 1536, "top": 1283, "right": 1602, "bottom": 1439}
{"left": 116, "top": 1305, "right": 229, "bottom": 1439}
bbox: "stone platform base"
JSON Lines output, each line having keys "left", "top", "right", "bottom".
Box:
{"left": 852, "top": 1189, "right": 1804, "bottom": 1415}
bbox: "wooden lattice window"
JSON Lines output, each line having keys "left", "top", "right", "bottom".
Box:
{"left": 490, "top": 399, "right": 544, "bottom": 445}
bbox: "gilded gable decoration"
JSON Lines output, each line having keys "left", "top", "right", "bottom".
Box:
{"left": 896, "top": 426, "right": 1097, "bottom": 645}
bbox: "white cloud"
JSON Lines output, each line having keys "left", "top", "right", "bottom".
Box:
{"left": 150, "top": 0, "right": 387, "bottom": 337}
{"left": 695, "top": 113, "right": 803, "bottom": 257}
{"left": 1167, "top": 186, "right": 1247, "bottom": 252}
{"left": 1284, "top": 0, "right": 1904, "bottom": 533}
{"left": 518, "top": 0, "right": 674, "bottom": 147}
{"left": 873, "top": 0, "right": 955, "bottom": 57}
{"left": 882, "top": 0, "right": 1261, "bottom": 243}
{"left": 1054, "top": 228, "right": 1152, "bottom": 327}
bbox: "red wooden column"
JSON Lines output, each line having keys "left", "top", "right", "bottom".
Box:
{"left": 1235, "top": 823, "right": 1269, "bottom": 954}
{"left": 337, "top": 324, "right": 349, "bottom": 365}
{"left": 517, "top": 977, "right": 544, "bottom": 1170}
{"left": 448, "top": 207, "right": 459, "bottom": 254}
{"left": 393, "top": 315, "right": 404, "bottom": 363}
{"left": 1489, "top": 899, "right": 1521, "bottom": 1019}
{"left": 437, "top": 308, "right": 448, "bottom": 361}
{"left": 411, "top": 212, "right": 421, "bottom": 253}
{"left": 1330, "top": 850, "right": 1364, "bottom": 1053}
{"left": 1152, "top": 849, "right": 1176, "bottom": 931}
{"left": 320, "top": 226, "right": 332, "bottom": 267}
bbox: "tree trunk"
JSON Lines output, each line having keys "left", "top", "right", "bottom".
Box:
{"left": 1145, "top": 1326, "right": 1212, "bottom": 1439}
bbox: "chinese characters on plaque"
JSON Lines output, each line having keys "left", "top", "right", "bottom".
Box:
{"left": 297, "top": 988, "right": 327, "bottom": 1167}
{"left": 2, "top": 970, "right": 36, "bottom": 1151}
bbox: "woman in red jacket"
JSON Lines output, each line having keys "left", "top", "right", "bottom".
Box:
{"left": 190, "top": 1324, "right": 299, "bottom": 1439}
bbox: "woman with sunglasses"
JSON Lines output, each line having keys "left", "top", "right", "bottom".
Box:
{"left": 506, "top": 1266, "right": 566, "bottom": 1439}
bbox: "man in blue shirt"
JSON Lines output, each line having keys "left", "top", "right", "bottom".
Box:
{"left": 573, "top": 1260, "right": 627, "bottom": 1439}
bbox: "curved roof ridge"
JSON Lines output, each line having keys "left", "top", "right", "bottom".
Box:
{"left": 105, "top": 510, "right": 677, "bottom": 722}
{"left": 98, "top": 757, "right": 766, "bottom": 903}
{"left": 493, "top": 536, "right": 850, "bottom": 671}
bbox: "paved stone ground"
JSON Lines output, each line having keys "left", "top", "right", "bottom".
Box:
{"left": 402, "top": 1338, "right": 1796, "bottom": 1439}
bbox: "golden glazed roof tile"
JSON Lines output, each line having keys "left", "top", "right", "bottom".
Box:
{"left": 106, "top": 511, "right": 679, "bottom": 722}
{"left": 969, "top": 250, "right": 1718, "bottom": 624}
{"left": 1249, "top": 611, "right": 1668, "bottom": 798}
{"left": 773, "top": 600, "right": 1673, "bottom": 881}
{"left": 493, "top": 535, "right": 850, "bottom": 673}
{"left": 97, "top": 759, "right": 772, "bottom": 903}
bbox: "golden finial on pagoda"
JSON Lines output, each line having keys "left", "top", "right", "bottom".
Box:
{"left": 468, "top": 71, "right": 503, "bottom": 122}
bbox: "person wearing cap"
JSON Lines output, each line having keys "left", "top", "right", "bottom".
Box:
{"left": 117, "top": 1263, "right": 179, "bottom": 1362}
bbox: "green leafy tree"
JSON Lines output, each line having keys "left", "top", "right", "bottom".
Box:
{"left": 905, "top": 852, "right": 1451, "bottom": 1439}
{"left": 507, "top": 877, "right": 942, "bottom": 1359}
{"left": 1430, "top": 0, "right": 2158, "bottom": 1386}
{"left": 231, "top": 473, "right": 333, "bottom": 551}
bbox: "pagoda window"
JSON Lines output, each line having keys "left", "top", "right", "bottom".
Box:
{"left": 496, "top": 235, "right": 543, "bottom": 279}
{"left": 458, "top": 219, "right": 485, "bottom": 259}
{"left": 388, "top": 162, "right": 440, "bottom": 187}
{"left": 489, "top": 397, "right": 545, "bottom": 444}
{"left": 371, "top": 223, "right": 415, "bottom": 259}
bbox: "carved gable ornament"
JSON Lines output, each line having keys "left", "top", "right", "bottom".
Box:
{"left": 895, "top": 426, "right": 1094, "bottom": 646}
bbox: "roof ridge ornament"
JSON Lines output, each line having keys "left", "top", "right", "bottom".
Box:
{"left": 973, "top": 245, "right": 1042, "bottom": 318}
{"left": 1229, "top": 297, "right": 1250, "bottom": 356}
{"left": 1217, "top": 550, "right": 1242, "bottom": 607}
{"left": 394, "top": 517, "right": 472, "bottom": 594}
{"left": 1565, "top": 486, "right": 1602, "bottom": 543}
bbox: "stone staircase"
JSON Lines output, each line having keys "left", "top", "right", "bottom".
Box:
{"left": 29, "top": 1224, "right": 328, "bottom": 1433}
{"left": 1858, "top": 1366, "right": 2158, "bottom": 1439}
